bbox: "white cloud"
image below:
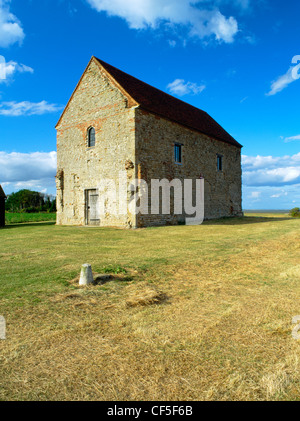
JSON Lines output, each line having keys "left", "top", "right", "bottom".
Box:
{"left": 0, "top": 0, "right": 24, "bottom": 48}
{"left": 242, "top": 153, "right": 300, "bottom": 170}
{"left": 0, "top": 60, "right": 33, "bottom": 84}
{"left": 0, "top": 100, "right": 63, "bottom": 116}
{"left": 242, "top": 153, "right": 300, "bottom": 187}
{"left": 2, "top": 179, "right": 56, "bottom": 196}
{"left": 167, "top": 78, "right": 206, "bottom": 96}
{"left": 86, "top": 0, "right": 240, "bottom": 44}
{"left": 250, "top": 191, "right": 261, "bottom": 199}
{"left": 284, "top": 135, "right": 300, "bottom": 143}
{"left": 243, "top": 184, "right": 300, "bottom": 209}
{"left": 168, "top": 39, "right": 176, "bottom": 47}
{"left": 270, "top": 191, "right": 288, "bottom": 198}
{"left": 234, "top": 0, "right": 250, "bottom": 8}
{"left": 266, "top": 60, "right": 300, "bottom": 96}
{"left": 215, "top": 0, "right": 251, "bottom": 10}
{"left": 240, "top": 96, "right": 248, "bottom": 103}
{"left": 0, "top": 151, "right": 57, "bottom": 195}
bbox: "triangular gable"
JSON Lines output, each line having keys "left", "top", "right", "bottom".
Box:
{"left": 55, "top": 56, "right": 138, "bottom": 128}
{"left": 56, "top": 56, "right": 241, "bottom": 149}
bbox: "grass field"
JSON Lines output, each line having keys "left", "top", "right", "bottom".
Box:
{"left": 0, "top": 214, "right": 300, "bottom": 401}
{"left": 244, "top": 211, "right": 290, "bottom": 218}
{"left": 5, "top": 212, "right": 56, "bottom": 224}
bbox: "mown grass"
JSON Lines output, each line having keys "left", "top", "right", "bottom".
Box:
{"left": 0, "top": 214, "right": 300, "bottom": 401}
{"left": 5, "top": 212, "right": 56, "bottom": 224}
{"left": 244, "top": 211, "right": 291, "bottom": 218}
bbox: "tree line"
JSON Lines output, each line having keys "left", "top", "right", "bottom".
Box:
{"left": 5, "top": 189, "right": 56, "bottom": 213}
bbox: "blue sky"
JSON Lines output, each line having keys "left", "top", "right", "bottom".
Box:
{"left": 0, "top": 0, "right": 299, "bottom": 209}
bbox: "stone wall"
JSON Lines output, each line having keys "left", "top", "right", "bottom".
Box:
{"left": 135, "top": 108, "right": 242, "bottom": 226}
{"left": 56, "top": 59, "right": 136, "bottom": 227}
{"left": 56, "top": 59, "right": 242, "bottom": 228}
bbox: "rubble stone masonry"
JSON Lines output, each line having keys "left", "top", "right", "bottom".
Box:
{"left": 56, "top": 59, "right": 242, "bottom": 228}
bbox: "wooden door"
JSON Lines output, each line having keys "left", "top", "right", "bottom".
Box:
{"left": 85, "top": 189, "right": 100, "bottom": 225}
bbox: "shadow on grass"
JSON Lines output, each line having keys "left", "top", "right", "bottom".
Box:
{"left": 94, "top": 274, "right": 134, "bottom": 286}
{"left": 203, "top": 216, "right": 293, "bottom": 225}
{"left": 1, "top": 217, "right": 295, "bottom": 230}
{"left": 2, "top": 221, "right": 56, "bottom": 229}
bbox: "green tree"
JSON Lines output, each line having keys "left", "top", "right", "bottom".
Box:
{"left": 289, "top": 207, "right": 300, "bottom": 218}
{"left": 5, "top": 190, "right": 56, "bottom": 213}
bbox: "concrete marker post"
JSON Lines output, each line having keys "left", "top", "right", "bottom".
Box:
{"left": 79, "top": 264, "right": 94, "bottom": 286}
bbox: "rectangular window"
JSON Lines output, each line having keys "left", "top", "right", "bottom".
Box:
{"left": 217, "top": 154, "right": 223, "bottom": 171}
{"left": 175, "top": 144, "right": 182, "bottom": 164}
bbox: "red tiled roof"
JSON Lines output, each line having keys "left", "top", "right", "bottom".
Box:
{"left": 95, "top": 58, "right": 242, "bottom": 148}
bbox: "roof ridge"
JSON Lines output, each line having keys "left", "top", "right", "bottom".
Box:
{"left": 95, "top": 57, "right": 209, "bottom": 115}
{"left": 95, "top": 57, "right": 242, "bottom": 148}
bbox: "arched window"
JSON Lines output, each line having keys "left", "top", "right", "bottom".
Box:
{"left": 88, "top": 127, "right": 95, "bottom": 147}
{"left": 217, "top": 154, "right": 223, "bottom": 172}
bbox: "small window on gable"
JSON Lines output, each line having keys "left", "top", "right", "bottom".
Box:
{"left": 175, "top": 143, "right": 182, "bottom": 164}
{"left": 217, "top": 154, "right": 223, "bottom": 172}
{"left": 88, "top": 127, "right": 95, "bottom": 148}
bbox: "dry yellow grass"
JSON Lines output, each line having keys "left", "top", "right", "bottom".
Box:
{"left": 0, "top": 215, "right": 300, "bottom": 401}
{"left": 125, "top": 284, "right": 167, "bottom": 308}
